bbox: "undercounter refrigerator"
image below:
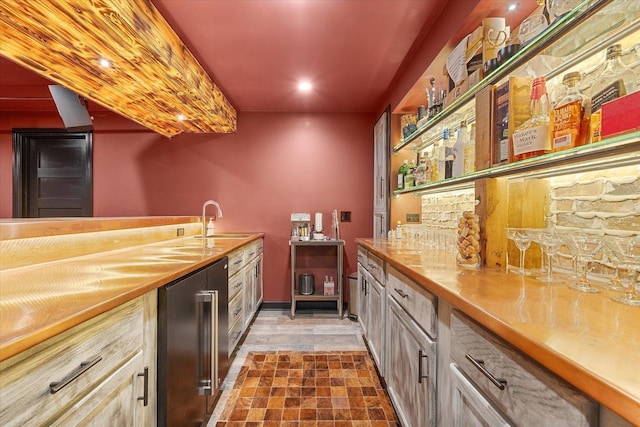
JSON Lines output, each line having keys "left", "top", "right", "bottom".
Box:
{"left": 157, "top": 257, "right": 229, "bottom": 426}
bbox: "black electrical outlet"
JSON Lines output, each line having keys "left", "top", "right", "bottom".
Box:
{"left": 406, "top": 213, "right": 420, "bottom": 223}
{"left": 340, "top": 211, "right": 351, "bottom": 222}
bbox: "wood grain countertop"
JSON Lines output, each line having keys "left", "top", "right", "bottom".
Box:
{"left": 355, "top": 238, "right": 639, "bottom": 425}
{"left": 0, "top": 232, "right": 264, "bottom": 362}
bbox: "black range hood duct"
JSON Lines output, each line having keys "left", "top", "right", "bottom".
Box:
{"left": 48, "top": 85, "right": 93, "bottom": 131}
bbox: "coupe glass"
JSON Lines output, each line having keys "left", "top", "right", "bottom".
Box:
{"left": 536, "top": 231, "right": 564, "bottom": 284}
{"left": 602, "top": 236, "right": 627, "bottom": 291}
{"left": 562, "top": 233, "right": 602, "bottom": 293}
{"left": 507, "top": 228, "right": 532, "bottom": 275}
{"left": 610, "top": 236, "right": 640, "bottom": 306}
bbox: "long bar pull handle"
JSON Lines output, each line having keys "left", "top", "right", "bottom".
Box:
{"left": 49, "top": 356, "right": 102, "bottom": 394}
{"left": 465, "top": 353, "right": 507, "bottom": 390}
{"left": 418, "top": 349, "right": 430, "bottom": 383}
{"left": 137, "top": 366, "right": 149, "bottom": 406}
{"left": 394, "top": 288, "right": 409, "bottom": 298}
{"left": 197, "top": 290, "right": 218, "bottom": 396}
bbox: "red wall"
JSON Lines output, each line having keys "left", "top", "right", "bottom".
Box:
{"left": 0, "top": 111, "right": 374, "bottom": 302}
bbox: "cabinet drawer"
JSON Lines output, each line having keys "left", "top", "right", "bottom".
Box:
{"left": 228, "top": 248, "right": 246, "bottom": 277}
{"left": 450, "top": 311, "right": 598, "bottom": 426}
{"left": 387, "top": 266, "right": 437, "bottom": 339}
{"left": 0, "top": 298, "right": 144, "bottom": 426}
{"left": 357, "top": 246, "right": 367, "bottom": 266}
{"left": 228, "top": 268, "right": 246, "bottom": 300}
{"left": 367, "top": 252, "right": 385, "bottom": 284}
{"left": 228, "top": 290, "right": 244, "bottom": 330}
{"left": 245, "top": 239, "right": 263, "bottom": 261}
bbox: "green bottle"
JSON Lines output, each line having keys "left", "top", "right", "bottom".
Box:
{"left": 397, "top": 160, "right": 409, "bottom": 190}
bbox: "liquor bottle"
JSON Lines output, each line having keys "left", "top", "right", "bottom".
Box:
{"left": 452, "top": 121, "right": 467, "bottom": 177}
{"left": 464, "top": 123, "right": 476, "bottom": 174}
{"left": 551, "top": 72, "right": 591, "bottom": 152}
{"left": 437, "top": 136, "right": 446, "bottom": 181}
{"left": 397, "top": 160, "right": 408, "bottom": 190}
{"left": 405, "top": 159, "right": 416, "bottom": 188}
{"left": 511, "top": 76, "right": 551, "bottom": 161}
{"left": 430, "top": 143, "right": 439, "bottom": 182}
{"left": 588, "top": 44, "right": 637, "bottom": 142}
{"left": 414, "top": 154, "right": 429, "bottom": 186}
{"left": 443, "top": 128, "right": 454, "bottom": 179}
{"left": 590, "top": 44, "right": 637, "bottom": 111}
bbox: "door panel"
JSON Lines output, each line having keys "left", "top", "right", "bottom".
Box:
{"left": 13, "top": 130, "right": 93, "bottom": 217}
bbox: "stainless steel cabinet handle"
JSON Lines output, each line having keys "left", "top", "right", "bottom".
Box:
{"left": 233, "top": 259, "right": 242, "bottom": 265}
{"left": 137, "top": 366, "right": 149, "bottom": 406}
{"left": 49, "top": 356, "right": 102, "bottom": 394}
{"left": 394, "top": 288, "right": 409, "bottom": 298}
{"left": 465, "top": 353, "right": 507, "bottom": 390}
{"left": 233, "top": 308, "right": 242, "bottom": 316}
{"left": 233, "top": 281, "right": 243, "bottom": 289}
{"left": 418, "top": 349, "right": 429, "bottom": 383}
{"left": 368, "top": 263, "right": 377, "bottom": 270}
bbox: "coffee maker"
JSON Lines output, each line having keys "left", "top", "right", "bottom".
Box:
{"left": 291, "top": 213, "right": 311, "bottom": 241}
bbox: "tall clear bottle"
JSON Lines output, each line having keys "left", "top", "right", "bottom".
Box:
{"left": 551, "top": 72, "right": 591, "bottom": 152}
{"left": 452, "top": 121, "right": 467, "bottom": 177}
{"left": 443, "top": 128, "right": 454, "bottom": 179}
{"left": 464, "top": 123, "right": 476, "bottom": 175}
{"left": 512, "top": 76, "right": 551, "bottom": 161}
{"left": 397, "top": 159, "right": 408, "bottom": 190}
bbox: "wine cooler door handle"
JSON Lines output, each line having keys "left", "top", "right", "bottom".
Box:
{"left": 197, "top": 290, "right": 218, "bottom": 396}
{"left": 465, "top": 353, "right": 507, "bottom": 390}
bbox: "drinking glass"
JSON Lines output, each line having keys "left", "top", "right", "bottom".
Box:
{"left": 602, "top": 236, "right": 627, "bottom": 291}
{"left": 610, "top": 236, "right": 640, "bottom": 306}
{"left": 536, "top": 231, "right": 564, "bottom": 284}
{"left": 507, "top": 228, "right": 532, "bottom": 275}
{"left": 562, "top": 233, "right": 602, "bottom": 293}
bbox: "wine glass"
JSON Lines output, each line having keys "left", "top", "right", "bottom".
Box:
{"left": 562, "top": 233, "right": 602, "bottom": 293}
{"left": 536, "top": 231, "right": 565, "bottom": 284}
{"left": 507, "top": 228, "right": 532, "bottom": 275}
{"left": 602, "top": 236, "right": 627, "bottom": 291}
{"left": 610, "top": 236, "right": 640, "bottom": 306}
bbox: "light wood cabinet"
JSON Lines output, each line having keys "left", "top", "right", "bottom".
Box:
{"left": 450, "top": 310, "right": 598, "bottom": 426}
{"left": 357, "top": 262, "right": 370, "bottom": 338}
{"left": 357, "top": 247, "right": 386, "bottom": 376}
{"left": 386, "top": 295, "right": 436, "bottom": 427}
{"left": 0, "top": 293, "right": 155, "bottom": 426}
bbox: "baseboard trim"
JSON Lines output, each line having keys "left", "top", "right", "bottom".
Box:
{"left": 260, "top": 301, "right": 349, "bottom": 312}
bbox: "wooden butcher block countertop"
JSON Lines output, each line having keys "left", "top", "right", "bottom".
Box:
{"left": 356, "top": 238, "right": 639, "bottom": 425}
{"left": 0, "top": 216, "right": 263, "bottom": 362}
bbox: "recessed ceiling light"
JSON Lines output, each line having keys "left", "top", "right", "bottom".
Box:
{"left": 99, "top": 58, "right": 111, "bottom": 68}
{"left": 507, "top": 3, "right": 518, "bottom": 11}
{"left": 298, "top": 81, "right": 312, "bottom": 92}
{"left": 177, "top": 114, "right": 185, "bottom": 121}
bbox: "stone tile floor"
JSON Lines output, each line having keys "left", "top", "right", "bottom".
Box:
{"left": 207, "top": 309, "right": 368, "bottom": 426}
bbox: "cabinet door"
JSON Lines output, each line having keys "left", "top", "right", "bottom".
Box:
{"left": 373, "top": 211, "right": 388, "bottom": 240}
{"left": 357, "top": 264, "right": 369, "bottom": 338}
{"left": 450, "top": 363, "right": 511, "bottom": 427}
{"left": 386, "top": 296, "right": 436, "bottom": 427}
{"left": 253, "top": 254, "right": 263, "bottom": 311}
{"left": 243, "top": 265, "right": 254, "bottom": 330}
{"left": 367, "top": 276, "right": 385, "bottom": 376}
{"left": 373, "top": 110, "right": 389, "bottom": 214}
{"left": 52, "top": 352, "right": 147, "bottom": 426}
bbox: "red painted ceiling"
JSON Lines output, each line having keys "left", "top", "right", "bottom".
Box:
{"left": 0, "top": 0, "right": 536, "bottom": 116}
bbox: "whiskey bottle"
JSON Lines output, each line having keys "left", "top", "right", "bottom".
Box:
{"left": 512, "top": 76, "right": 551, "bottom": 161}
{"left": 551, "top": 72, "right": 591, "bottom": 151}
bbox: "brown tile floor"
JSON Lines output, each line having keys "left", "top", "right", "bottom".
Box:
{"left": 216, "top": 351, "right": 399, "bottom": 427}
{"left": 208, "top": 309, "right": 399, "bottom": 426}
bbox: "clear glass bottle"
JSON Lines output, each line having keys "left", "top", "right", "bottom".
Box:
{"left": 437, "top": 135, "right": 446, "bottom": 181}
{"left": 512, "top": 76, "right": 551, "bottom": 161}
{"left": 452, "top": 121, "right": 467, "bottom": 177}
{"left": 443, "top": 128, "right": 454, "bottom": 179}
{"left": 430, "top": 143, "right": 439, "bottom": 182}
{"left": 464, "top": 123, "right": 476, "bottom": 174}
{"left": 551, "top": 72, "right": 591, "bottom": 151}
{"left": 590, "top": 44, "right": 637, "bottom": 110}
{"left": 405, "top": 158, "right": 416, "bottom": 188}
{"left": 414, "top": 153, "right": 429, "bottom": 186}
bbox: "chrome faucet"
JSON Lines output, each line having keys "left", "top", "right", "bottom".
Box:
{"left": 202, "top": 200, "right": 223, "bottom": 237}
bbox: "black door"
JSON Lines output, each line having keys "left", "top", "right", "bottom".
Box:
{"left": 13, "top": 129, "right": 93, "bottom": 217}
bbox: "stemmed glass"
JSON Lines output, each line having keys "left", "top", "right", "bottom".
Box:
{"left": 536, "top": 231, "right": 564, "bottom": 284}
{"left": 507, "top": 228, "right": 532, "bottom": 275}
{"left": 562, "top": 233, "right": 602, "bottom": 293}
{"left": 609, "top": 236, "right": 640, "bottom": 306}
{"left": 602, "top": 237, "right": 627, "bottom": 291}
